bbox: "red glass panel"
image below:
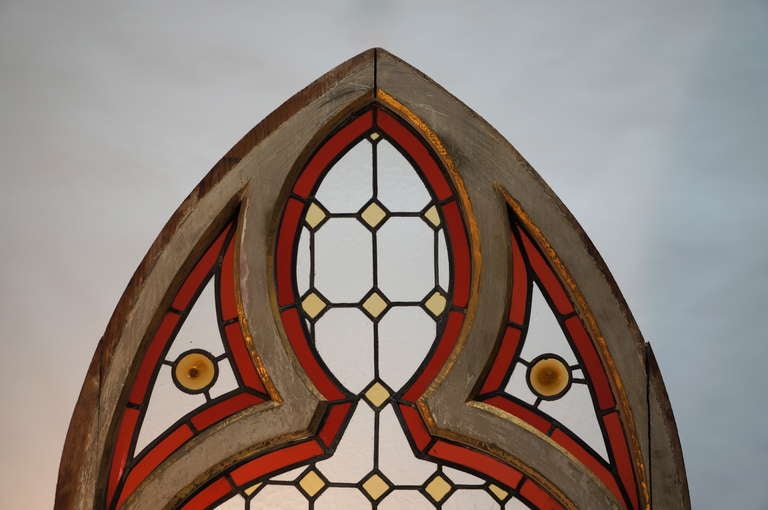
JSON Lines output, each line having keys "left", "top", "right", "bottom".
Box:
{"left": 117, "top": 424, "right": 195, "bottom": 508}
{"left": 518, "top": 479, "right": 565, "bottom": 510}
{"left": 401, "top": 310, "right": 464, "bottom": 402}
{"left": 483, "top": 395, "right": 551, "bottom": 434}
{"left": 428, "top": 440, "right": 524, "bottom": 490}
{"left": 398, "top": 403, "right": 432, "bottom": 452}
{"left": 106, "top": 408, "right": 140, "bottom": 504}
{"left": 563, "top": 316, "right": 615, "bottom": 410}
{"left": 441, "top": 201, "right": 470, "bottom": 307}
{"left": 509, "top": 229, "right": 529, "bottom": 324}
{"left": 230, "top": 440, "right": 325, "bottom": 486}
{"left": 517, "top": 226, "right": 573, "bottom": 316}
{"left": 128, "top": 312, "right": 180, "bottom": 405}
{"left": 279, "top": 308, "right": 346, "bottom": 400}
{"left": 223, "top": 322, "right": 265, "bottom": 392}
{"left": 172, "top": 224, "right": 231, "bottom": 311}
{"left": 318, "top": 402, "right": 354, "bottom": 448}
{"left": 551, "top": 428, "right": 624, "bottom": 504}
{"left": 191, "top": 393, "right": 266, "bottom": 431}
{"left": 275, "top": 198, "right": 304, "bottom": 307}
{"left": 480, "top": 327, "right": 523, "bottom": 394}
{"left": 603, "top": 411, "right": 639, "bottom": 510}
{"left": 181, "top": 477, "right": 234, "bottom": 510}
{"left": 218, "top": 231, "right": 238, "bottom": 321}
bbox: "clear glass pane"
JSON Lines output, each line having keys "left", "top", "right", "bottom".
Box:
{"left": 378, "top": 307, "right": 436, "bottom": 390}
{"left": 134, "top": 365, "right": 205, "bottom": 452}
{"left": 314, "top": 218, "right": 372, "bottom": 303}
{"left": 379, "top": 490, "right": 433, "bottom": 510}
{"left": 377, "top": 217, "right": 434, "bottom": 302}
{"left": 296, "top": 227, "right": 310, "bottom": 295}
{"left": 519, "top": 284, "right": 578, "bottom": 365}
{"left": 314, "top": 308, "right": 373, "bottom": 393}
{"left": 443, "top": 488, "right": 500, "bottom": 510}
{"left": 165, "top": 280, "right": 223, "bottom": 361}
{"left": 315, "top": 404, "right": 374, "bottom": 482}
{"left": 538, "top": 383, "right": 609, "bottom": 460}
{"left": 376, "top": 140, "right": 430, "bottom": 212}
{"left": 249, "top": 485, "right": 307, "bottom": 510}
{"left": 314, "top": 139, "right": 373, "bottom": 213}
{"left": 378, "top": 404, "right": 434, "bottom": 485}
{"left": 314, "top": 487, "right": 370, "bottom": 509}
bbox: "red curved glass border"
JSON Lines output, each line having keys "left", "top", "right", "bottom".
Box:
{"left": 475, "top": 215, "right": 639, "bottom": 510}
{"left": 106, "top": 215, "right": 271, "bottom": 509}
{"left": 180, "top": 106, "right": 565, "bottom": 510}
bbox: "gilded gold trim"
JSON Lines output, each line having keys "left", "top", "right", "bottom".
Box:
{"left": 234, "top": 202, "right": 283, "bottom": 403}
{"left": 499, "top": 186, "right": 650, "bottom": 510}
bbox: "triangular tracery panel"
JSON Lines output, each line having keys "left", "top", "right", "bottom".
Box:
{"left": 106, "top": 215, "right": 271, "bottom": 509}
{"left": 476, "top": 212, "right": 639, "bottom": 510}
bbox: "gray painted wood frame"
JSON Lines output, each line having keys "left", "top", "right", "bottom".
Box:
{"left": 55, "top": 48, "right": 689, "bottom": 510}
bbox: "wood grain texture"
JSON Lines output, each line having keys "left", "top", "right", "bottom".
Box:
{"left": 647, "top": 345, "right": 691, "bottom": 510}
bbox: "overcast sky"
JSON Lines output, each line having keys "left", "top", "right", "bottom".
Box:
{"left": 1, "top": 1, "right": 766, "bottom": 508}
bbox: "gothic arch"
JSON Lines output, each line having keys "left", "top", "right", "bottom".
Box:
{"left": 56, "top": 49, "right": 689, "bottom": 510}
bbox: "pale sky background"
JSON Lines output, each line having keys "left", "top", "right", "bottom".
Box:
{"left": 1, "top": 1, "right": 766, "bottom": 508}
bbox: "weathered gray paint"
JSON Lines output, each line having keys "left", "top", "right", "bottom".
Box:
{"left": 55, "top": 48, "right": 689, "bottom": 510}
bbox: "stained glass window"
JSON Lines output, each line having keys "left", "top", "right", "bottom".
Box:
{"left": 56, "top": 49, "right": 689, "bottom": 510}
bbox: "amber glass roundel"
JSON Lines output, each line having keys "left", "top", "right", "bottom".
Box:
{"left": 527, "top": 354, "right": 572, "bottom": 399}
{"left": 173, "top": 349, "right": 218, "bottom": 393}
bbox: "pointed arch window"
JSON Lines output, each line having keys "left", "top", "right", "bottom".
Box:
{"left": 56, "top": 49, "right": 689, "bottom": 510}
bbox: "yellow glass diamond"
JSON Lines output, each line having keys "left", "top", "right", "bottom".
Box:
{"left": 301, "top": 292, "right": 327, "bottom": 319}
{"left": 369, "top": 131, "right": 381, "bottom": 141}
{"left": 360, "top": 201, "right": 387, "bottom": 228}
{"left": 423, "top": 205, "right": 441, "bottom": 227}
{"left": 362, "top": 473, "right": 390, "bottom": 501}
{"left": 425, "top": 474, "right": 452, "bottom": 503}
{"left": 424, "top": 290, "right": 447, "bottom": 317}
{"left": 243, "top": 482, "right": 262, "bottom": 496}
{"left": 305, "top": 202, "right": 327, "bottom": 229}
{"left": 298, "top": 470, "right": 326, "bottom": 497}
{"left": 362, "top": 291, "right": 388, "bottom": 318}
{"left": 488, "top": 483, "right": 509, "bottom": 502}
{"left": 364, "top": 381, "right": 391, "bottom": 408}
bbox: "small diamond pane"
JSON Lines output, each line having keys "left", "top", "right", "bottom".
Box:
{"left": 305, "top": 202, "right": 327, "bottom": 229}
{"left": 424, "top": 290, "right": 447, "bottom": 317}
{"left": 301, "top": 292, "right": 327, "bottom": 319}
{"left": 362, "top": 473, "right": 390, "bottom": 501}
{"left": 488, "top": 483, "right": 509, "bottom": 502}
{"left": 425, "top": 474, "right": 452, "bottom": 503}
{"left": 362, "top": 291, "right": 388, "bottom": 318}
{"left": 243, "top": 482, "right": 262, "bottom": 496}
{"left": 360, "top": 201, "right": 388, "bottom": 228}
{"left": 363, "top": 381, "right": 391, "bottom": 408}
{"left": 298, "top": 470, "right": 326, "bottom": 497}
{"left": 423, "top": 205, "right": 441, "bottom": 227}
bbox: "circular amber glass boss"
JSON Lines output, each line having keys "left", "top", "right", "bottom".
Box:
{"left": 173, "top": 350, "right": 218, "bottom": 394}
{"left": 527, "top": 354, "right": 572, "bottom": 400}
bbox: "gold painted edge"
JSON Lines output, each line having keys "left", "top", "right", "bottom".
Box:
{"left": 234, "top": 199, "right": 284, "bottom": 403}
{"left": 499, "top": 186, "right": 650, "bottom": 510}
